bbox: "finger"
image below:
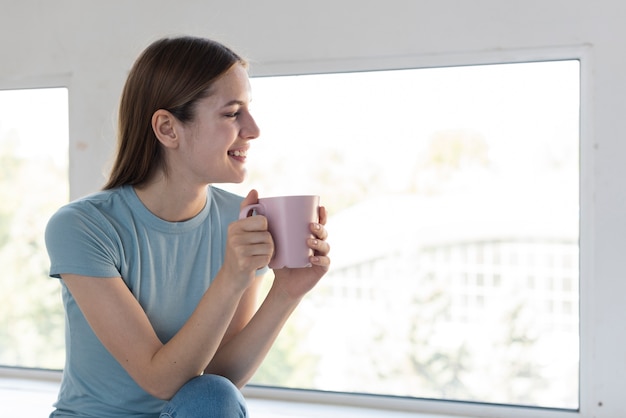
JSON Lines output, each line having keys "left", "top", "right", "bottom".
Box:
{"left": 240, "top": 230, "right": 273, "bottom": 245}
{"left": 228, "top": 236, "right": 274, "bottom": 269}
{"left": 318, "top": 206, "right": 327, "bottom": 225}
{"left": 239, "top": 189, "right": 259, "bottom": 218}
{"left": 309, "top": 238, "right": 330, "bottom": 256}
{"left": 242, "top": 189, "right": 259, "bottom": 207}
{"left": 310, "top": 222, "right": 328, "bottom": 241}
{"left": 309, "top": 254, "right": 331, "bottom": 267}
{"left": 243, "top": 242, "right": 275, "bottom": 258}
{"left": 237, "top": 214, "right": 269, "bottom": 232}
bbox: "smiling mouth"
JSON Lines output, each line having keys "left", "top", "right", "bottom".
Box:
{"left": 228, "top": 149, "right": 247, "bottom": 157}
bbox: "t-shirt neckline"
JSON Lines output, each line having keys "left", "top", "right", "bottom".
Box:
{"left": 120, "top": 185, "right": 211, "bottom": 233}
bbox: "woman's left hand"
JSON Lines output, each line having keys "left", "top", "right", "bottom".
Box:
{"left": 272, "top": 206, "right": 331, "bottom": 300}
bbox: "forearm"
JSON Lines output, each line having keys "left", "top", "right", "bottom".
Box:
{"left": 145, "top": 270, "right": 248, "bottom": 398}
{"left": 145, "top": 208, "right": 276, "bottom": 396}
{"left": 204, "top": 281, "right": 302, "bottom": 387}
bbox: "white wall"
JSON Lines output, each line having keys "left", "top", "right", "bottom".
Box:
{"left": 2, "top": 1, "right": 626, "bottom": 417}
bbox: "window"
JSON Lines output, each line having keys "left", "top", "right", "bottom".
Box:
{"left": 0, "top": 88, "right": 69, "bottom": 370}
{"left": 223, "top": 60, "right": 580, "bottom": 410}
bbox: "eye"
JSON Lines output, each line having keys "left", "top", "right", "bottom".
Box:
{"left": 224, "top": 112, "right": 240, "bottom": 118}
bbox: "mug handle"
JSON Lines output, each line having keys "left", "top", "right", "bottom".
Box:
{"left": 239, "top": 203, "right": 264, "bottom": 219}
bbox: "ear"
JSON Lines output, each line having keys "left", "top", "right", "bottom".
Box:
{"left": 151, "top": 109, "right": 179, "bottom": 149}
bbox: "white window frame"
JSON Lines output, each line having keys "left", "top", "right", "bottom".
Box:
{"left": 0, "top": 44, "right": 595, "bottom": 418}
{"left": 0, "top": 76, "right": 71, "bottom": 373}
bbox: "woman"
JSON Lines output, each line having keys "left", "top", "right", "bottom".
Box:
{"left": 45, "top": 36, "right": 331, "bottom": 417}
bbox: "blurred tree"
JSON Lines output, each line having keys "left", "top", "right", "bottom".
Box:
{"left": 251, "top": 316, "right": 320, "bottom": 388}
{"left": 410, "top": 129, "right": 490, "bottom": 194}
{"left": 0, "top": 132, "right": 66, "bottom": 369}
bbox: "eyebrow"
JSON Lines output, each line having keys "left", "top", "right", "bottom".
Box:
{"left": 222, "top": 99, "right": 247, "bottom": 108}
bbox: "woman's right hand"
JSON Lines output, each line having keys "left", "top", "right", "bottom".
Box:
{"left": 222, "top": 189, "right": 274, "bottom": 290}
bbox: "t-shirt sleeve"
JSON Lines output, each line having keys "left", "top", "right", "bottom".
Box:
{"left": 45, "top": 204, "right": 122, "bottom": 279}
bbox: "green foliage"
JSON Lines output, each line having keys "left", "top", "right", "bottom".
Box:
{"left": 250, "top": 277, "right": 320, "bottom": 388}
{"left": 251, "top": 316, "right": 320, "bottom": 388}
{"left": 0, "top": 133, "right": 67, "bottom": 369}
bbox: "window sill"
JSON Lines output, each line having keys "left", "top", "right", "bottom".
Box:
{"left": 0, "top": 368, "right": 577, "bottom": 418}
{"left": 0, "top": 373, "right": 420, "bottom": 418}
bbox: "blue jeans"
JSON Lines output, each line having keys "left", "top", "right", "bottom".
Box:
{"left": 159, "top": 375, "right": 248, "bottom": 418}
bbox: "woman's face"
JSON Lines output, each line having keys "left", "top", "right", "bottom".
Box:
{"left": 173, "top": 63, "right": 260, "bottom": 186}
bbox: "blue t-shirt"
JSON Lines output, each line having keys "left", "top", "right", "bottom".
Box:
{"left": 45, "top": 185, "right": 249, "bottom": 418}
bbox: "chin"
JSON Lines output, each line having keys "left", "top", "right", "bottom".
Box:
{"left": 234, "top": 171, "right": 248, "bottom": 184}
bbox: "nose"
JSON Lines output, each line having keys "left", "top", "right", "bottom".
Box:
{"left": 242, "top": 111, "right": 260, "bottom": 140}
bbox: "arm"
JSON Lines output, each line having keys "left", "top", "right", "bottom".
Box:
{"left": 61, "top": 203, "right": 274, "bottom": 400}
{"left": 62, "top": 269, "right": 243, "bottom": 399}
{"left": 205, "top": 206, "right": 331, "bottom": 387}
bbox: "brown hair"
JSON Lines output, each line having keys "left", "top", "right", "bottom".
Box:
{"left": 103, "top": 36, "right": 246, "bottom": 190}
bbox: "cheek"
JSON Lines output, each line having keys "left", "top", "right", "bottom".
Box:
{"left": 184, "top": 123, "right": 233, "bottom": 159}
{"left": 191, "top": 138, "right": 227, "bottom": 164}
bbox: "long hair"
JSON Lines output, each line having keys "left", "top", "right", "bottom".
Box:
{"left": 103, "top": 36, "right": 246, "bottom": 190}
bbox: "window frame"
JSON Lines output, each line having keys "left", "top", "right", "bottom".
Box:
{"left": 0, "top": 45, "right": 592, "bottom": 418}
{"left": 0, "top": 79, "right": 71, "bottom": 371}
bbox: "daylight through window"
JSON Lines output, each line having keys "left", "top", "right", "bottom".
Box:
{"left": 223, "top": 60, "right": 580, "bottom": 409}
{"left": 0, "top": 62, "right": 580, "bottom": 411}
{"left": 0, "top": 87, "right": 68, "bottom": 370}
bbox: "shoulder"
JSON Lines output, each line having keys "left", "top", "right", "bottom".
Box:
{"left": 47, "top": 189, "right": 124, "bottom": 227}
{"left": 45, "top": 189, "right": 127, "bottom": 278}
{"left": 45, "top": 188, "right": 128, "bottom": 244}
{"left": 208, "top": 186, "right": 244, "bottom": 226}
{"left": 209, "top": 186, "right": 244, "bottom": 210}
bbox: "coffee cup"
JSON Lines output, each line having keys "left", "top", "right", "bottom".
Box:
{"left": 239, "top": 195, "right": 320, "bottom": 269}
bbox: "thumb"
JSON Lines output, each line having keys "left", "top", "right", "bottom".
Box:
{"left": 240, "top": 189, "right": 259, "bottom": 213}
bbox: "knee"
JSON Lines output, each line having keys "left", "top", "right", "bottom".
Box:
{"left": 164, "top": 374, "right": 248, "bottom": 418}
{"left": 198, "top": 374, "right": 247, "bottom": 413}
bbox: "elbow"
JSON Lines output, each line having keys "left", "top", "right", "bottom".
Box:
{"left": 146, "top": 373, "right": 245, "bottom": 400}
{"left": 133, "top": 360, "right": 208, "bottom": 400}
{"left": 225, "top": 372, "right": 253, "bottom": 390}
{"left": 143, "top": 371, "right": 208, "bottom": 400}
{"left": 140, "top": 375, "right": 197, "bottom": 401}
{"left": 233, "top": 375, "right": 252, "bottom": 390}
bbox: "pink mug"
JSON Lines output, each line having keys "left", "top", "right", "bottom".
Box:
{"left": 239, "top": 195, "right": 320, "bottom": 269}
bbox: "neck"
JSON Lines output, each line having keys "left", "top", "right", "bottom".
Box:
{"left": 134, "top": 175, "right": 208, "bottom": 222}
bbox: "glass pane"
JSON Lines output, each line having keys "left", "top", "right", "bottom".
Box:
{"left": 0, "top": 88, "right": 69, "bottom": 369}
{"left": 224, "top": 60, "right": 580, "bottom": 409}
